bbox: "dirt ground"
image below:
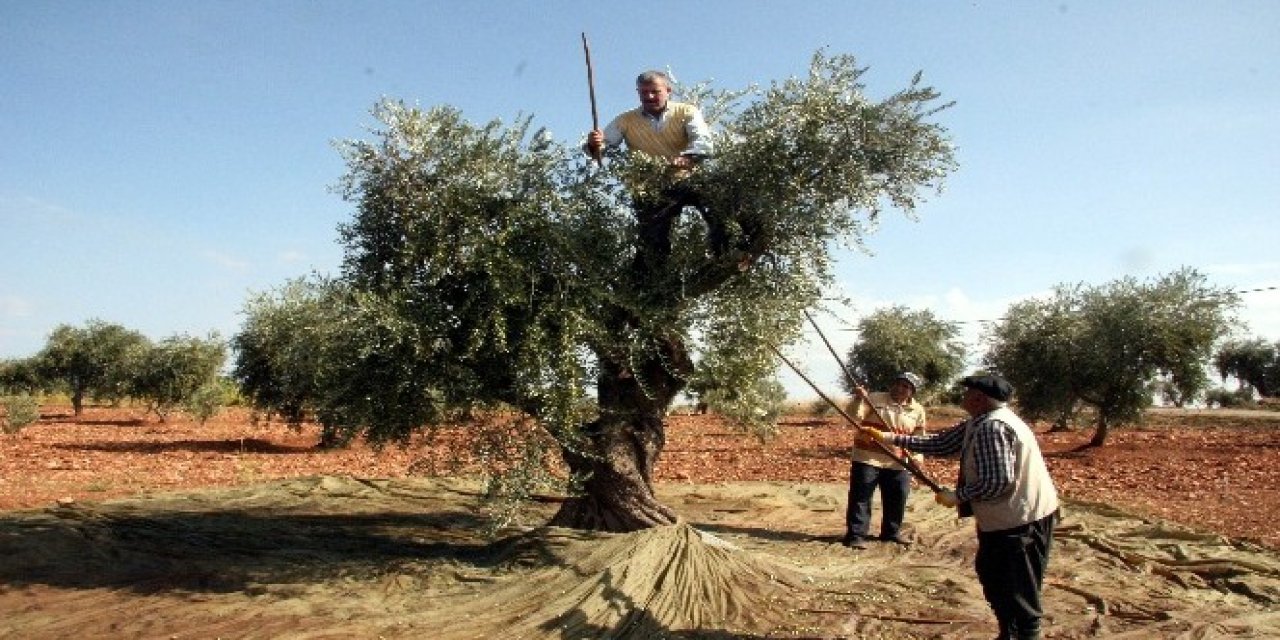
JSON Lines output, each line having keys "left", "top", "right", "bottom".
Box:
{"left": 3, "top": 404, "right": 1280, "bottom": 638}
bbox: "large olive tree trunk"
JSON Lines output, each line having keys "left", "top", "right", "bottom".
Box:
{"left": 1088, "top": 414, "right": 1111, "bottom": 448}
{"left": 549, "top": 340, "right": 689, "bottom": 532}
{"left": 550, "top": 197, "right": 693, "bottom": 532}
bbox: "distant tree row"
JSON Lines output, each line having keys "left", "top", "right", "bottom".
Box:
{"left": 838, "top": 267, "right": 1249, "bottom": 446}
{"left": 1215, "top": 338, "right": 1280, "bottom": 399}
{"left": 0, "top": 319, "right": 227, "bottom": 423}
{"left": 0, "top": 268, "right": 1259, "bottom": 451}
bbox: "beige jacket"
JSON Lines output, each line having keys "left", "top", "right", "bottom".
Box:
{"left": 850, "top": 391, "right": 927, "bottom": 470}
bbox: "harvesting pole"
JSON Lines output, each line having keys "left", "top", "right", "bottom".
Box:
{"left": 769, "top": 342, "right": 944, "bottom": 494}
{"left": 582, "top": 32, "right": 602, "bottom": 166}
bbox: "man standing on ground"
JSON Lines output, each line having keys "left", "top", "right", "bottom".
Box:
{"left": 861, "top": 373, "right": 1060, "bottom": 640}
{"left": 583, "top": 69, "right": 713, "bottom": 167}
{"left": 844, "top": 372, "right": 927, "bottom": 549}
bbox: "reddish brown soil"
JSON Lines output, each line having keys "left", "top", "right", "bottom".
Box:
{"left": 3, "top": 404, "right": 1279, "bottom": 549}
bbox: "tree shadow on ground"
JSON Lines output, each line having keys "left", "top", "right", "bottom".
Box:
{"left": 64, "top": 417, "right": 148, "bottom": 427}
{"left": 0, "top": 505, "right": 544, "bottom": 594}
{"left": 1044, "top": 444, "right": 1100, "bottom": 458}
{"left": 776, "top": 418, "right": 833, "bottom": 428}
{"left": 52, "top": 438, "right": 314, "bottom": 455}
{"left": 788, "top": 444, "right": 847, "bottom": 460}
{"left": 541, "top": 566, "right": 803, "bottom": 640}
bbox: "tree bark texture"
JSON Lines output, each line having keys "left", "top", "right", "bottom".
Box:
{"left": 549, "top": 190, "right": 701, "bottom": 532}
{"left": 549, "top": 352, "right": 687, "bottom": 532}
{"left": 1089, "top": 417, "right": 1111, "bottom": 448}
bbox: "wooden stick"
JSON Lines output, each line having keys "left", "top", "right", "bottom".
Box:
{"left": 581, "top": 32, "right": 602, "bottom": 165}
{"left": 769, "top": 343, "right": 945, "bottom": 493}
{"left": 802, "top": 309, "right": 937, "bottom": 487}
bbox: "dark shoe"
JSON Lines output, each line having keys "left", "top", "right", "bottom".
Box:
{"left": 879, "top": 534, "right": 909, "bottom": 546}
{"left": 842, "top": 536, "right": 868, "bottom": 550}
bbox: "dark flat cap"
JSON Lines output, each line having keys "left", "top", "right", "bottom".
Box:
{"left": 959, "top": 374, "right": 1014, "bottom": 401}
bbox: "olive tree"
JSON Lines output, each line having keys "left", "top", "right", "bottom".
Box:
{"left": 1, "top": 359, "right": 44, "bottom": 433}
{"left": 129, "top": 333, "right": 226, "bottom": 421}
{"left": 34, "top": 320, "right": 149, "bottom": 415}
{"left": 1215, "top": 338, "right": 1280, "bottom": 398}
{"left": 299, "top": 51, "right": 955, "bottom": 531}
{"left": 840, "top": 305, "right": 966, "bottom": 399}
{"left": 985, "top": 268, "right": 1238, "bottom": 446}
{"left": 981, "top": 293, "right": 1083, "bottom": 431}
{"left": 232, "top": 279, "right": 338, "bottom": 427}
{"left": 0, "top": 358, "right": 44, "bottom": 395}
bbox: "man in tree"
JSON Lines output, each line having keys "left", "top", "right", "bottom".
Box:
{"left": 584, "top": 69, "right": 713, "bottom": 168}
{"left": 844, "top": 372, "right": 927, "bottom": 549}
{"left": 862, "top": 374, "right": 1059, "bottom": 640}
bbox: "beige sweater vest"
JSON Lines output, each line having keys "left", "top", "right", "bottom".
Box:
{"left": 615, "top": 102, "right": 696, "bottom": 159}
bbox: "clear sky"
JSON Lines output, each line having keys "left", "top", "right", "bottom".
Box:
{"left": 3, "top": 1, "right": 1278, "bottom": 398}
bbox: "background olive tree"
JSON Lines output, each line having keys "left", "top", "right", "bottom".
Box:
{"left": 0, "top": 359, "right": 43, "bottom": 433}
{"left": 985, "top": 268, "right": 1238, "bottom": 446}
{"left": 0, "top": 358, "right": 44, "bottom": 395}
{"left": 128, "top": 333, "right": 226, "bottom": 422}
{"left": 34, "top": 320, "right": 149, "bottom": 416}
{"left": 232, "top": 279, "right": 338, "bottom": 429}
{"left": 1, "top": 394, "right": 39, "bottom": 434}
{"left": 235, "top": 51, "right": 957, "bottom": 531}
{"left": 1215, "top": 338, "right": 1279, "bottom": 399}
{"left": 839, "top": 305, "right": 966, "bottom": 401}
{"left": 8, "top": 321, "right": 230, "bottom": 422}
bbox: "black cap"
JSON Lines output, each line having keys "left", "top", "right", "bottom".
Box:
{"left": 959, "top": 374, "right": 1014, "bottom": 401}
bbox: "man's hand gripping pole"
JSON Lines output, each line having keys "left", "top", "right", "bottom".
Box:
{"left": 768, "top": 342, "right": 945, "bottom": 494}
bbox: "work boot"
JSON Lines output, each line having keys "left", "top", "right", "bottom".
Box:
{"left": 842, "top": 536, "right": 868, "bottom": 550}
{"left": 878, "top": 534, "right": 909, "bottom": 546}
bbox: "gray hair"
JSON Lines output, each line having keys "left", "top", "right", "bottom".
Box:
{"left": 635, "top": 70, "right": 673, "bottom": 88}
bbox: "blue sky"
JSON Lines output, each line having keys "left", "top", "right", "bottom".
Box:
{"left": 3, "top": 2, "right": 1278, "bottom": 397}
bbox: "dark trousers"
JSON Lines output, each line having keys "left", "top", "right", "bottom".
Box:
{"left": 975, "top": 511, "right": 1058, "bottom": 640}
{"left": 845, "top": 461, "right": 910, "bottom": 540}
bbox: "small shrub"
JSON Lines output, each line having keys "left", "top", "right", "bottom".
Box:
{"left": 2, "top": 394, "right": 41, "bottom": 434}
{"left": 1204, "top": 387, "right": 1255, "bottom": 409}
{"left": 809, "top": 398, "right": 835, "bottom": 417}
{"left": 184, "top": 383, "right": 227, "bottom": 425}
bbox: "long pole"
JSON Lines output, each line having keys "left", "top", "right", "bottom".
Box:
{"left": 798, "top": 311, "right": 942, "bottom": 488}
{"left": 581, "top": 32, "right": 602, "bottom": 166}
{"left": 806, "top": 311, "right": 868, "bottom": 397}
{"left": 769, "top": 343, "right": 944, "bottom": 493}
{"left": 804, "top": 309, "right": 890, "bottom": 424}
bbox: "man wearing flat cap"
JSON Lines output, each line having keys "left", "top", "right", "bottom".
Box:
{"left": 862, "top": 373, "right": 1060, "bottom": 640}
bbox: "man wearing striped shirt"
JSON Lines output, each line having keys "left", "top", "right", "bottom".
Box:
{"left": 862, "top": 373, "right": 1060, "bottom": 640}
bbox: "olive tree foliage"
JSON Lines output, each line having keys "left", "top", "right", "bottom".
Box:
{"left": 34, "top": 320, "right": 149, "bottom": 415}
{"left": 184, "top": 377, "right": 237, "bottom": 426}
{"left": 985, "top": 268, "right": 1239, "bottom": 447}
{"left": 686, "top": 343, "right": 789, "bottom": 439}
{"left": 839, "top": 305, "right": 966, "bottom": 400}
{"left": 233, "top": 279, "right": 333, "bottom": 427}
{"left": 128, "top": 333, "right": 226, "bottom": 422}
{"left": 0, "top": 358, "right": 44, "bottom": 395}
{"left": 1, "top": 394, "right": 40, "bottom": 434}
{"left": 982, "top": 293, "right": 1082, "bottom": 431}
{"left": 1203, "top": 386, "right": 1256, "bottom": 409}
{"left": 1, "top": 359, "right": 43, "bottom": 433}
{"left": 300, "top": 51, "right": 956, "bottom": 531}
{"left": 1215, "top": 338, "right": 1280, "bottom": 398}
